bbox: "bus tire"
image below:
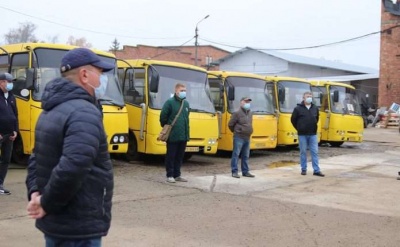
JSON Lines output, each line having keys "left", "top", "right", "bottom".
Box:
{"left": 123, "top": 132, "right": 141, "bottom": 161}
{"left": 12, "top": 137, "right": 29, "bottom": 165}
{"left": 329, "top": 141, "right": 344, "bottom": 147}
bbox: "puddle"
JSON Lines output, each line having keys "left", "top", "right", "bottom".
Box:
{"left": 268, "top": 161, "right": 298, "bottom": 168}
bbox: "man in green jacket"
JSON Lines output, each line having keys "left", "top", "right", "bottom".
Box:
{"left": 160, "top": 83, "right": 190, "bottom": 183}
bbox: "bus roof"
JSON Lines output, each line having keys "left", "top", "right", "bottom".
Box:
{"left": 207, "top": 70, "right": 265, "bottom": 80}
{"left": 117, "top": 59, "right": 206, "bottom": 72}
{"left": 310, "top": 80, "right": 355, "bottom": 89}
{"left": 265, "top": 76, "right": 310, "bottom": 83}
{"left": 0, "top": 43, "right": 115, "bottom": 58}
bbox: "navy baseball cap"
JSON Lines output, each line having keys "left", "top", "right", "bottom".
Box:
{"left": 60, "top": 48, "right": 115, "bottom": 73}
{"left": 0, "top": 72, "right": 14, "bottom": 82}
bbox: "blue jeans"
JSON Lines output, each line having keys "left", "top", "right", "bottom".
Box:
{"left": 165, "top": 141, "right": 187, "bottom": 178}
{"left": 44, "top": 235, "right": 101, "bottom": 247}
{"left": 0, "top": 136, "right": 13, "bottom": 187}
{"left": 230, "top": 136, "right": 250, "bottom": 174}
{"left": 298, "top": 135, "right": 320, "bottom": 173}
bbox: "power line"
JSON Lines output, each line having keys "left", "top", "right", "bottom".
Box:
{"left": 200, "top": 25, "right": 400, "bottom": 51}
{"left": 150, "top": 38, "right": 195, "bottom": 59}
{"left": 0, "top": 5, "right": 190, "bottom": 40}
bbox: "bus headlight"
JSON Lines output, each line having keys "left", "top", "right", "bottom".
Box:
{"left": 111, "top": 134, "right": 128, "bottom": 144}
{"left": 113, "top": 136, "right": 119, "bottom": 143}
{"left": 208, "top": 138, "right": 217, "bottom": 145}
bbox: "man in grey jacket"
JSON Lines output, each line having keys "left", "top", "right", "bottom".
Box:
{"left": 228, "top": 97, "right": 255, "bottom": 178}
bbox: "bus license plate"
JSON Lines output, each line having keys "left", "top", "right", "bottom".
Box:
{"left": 185, "top": 147, "right": 199, "bottom": 152}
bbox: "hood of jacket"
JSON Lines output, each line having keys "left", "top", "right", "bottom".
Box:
{"left": 41, "top": 77, "right": 95, "bottom": 111}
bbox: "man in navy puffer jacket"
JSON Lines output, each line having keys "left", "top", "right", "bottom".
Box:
{"left": 26, "top": 48, "right": 114, "bottom": 247}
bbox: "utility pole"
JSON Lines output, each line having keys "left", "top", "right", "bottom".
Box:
{"left": 195, "top": 15, "right": 210, "bottom": 66}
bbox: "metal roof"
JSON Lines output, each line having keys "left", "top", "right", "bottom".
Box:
{"left": 216, "top": 47, "right": 378, "bottom": 74}
{"left": 305, "top": 73, "right": 379, "bottom": 82}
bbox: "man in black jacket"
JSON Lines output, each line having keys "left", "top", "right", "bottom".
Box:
{"left": 291, "top": 92, "right": 325, "bottom": 177}
{"left": 0, "top": 72, "right": 18, "bottom": 195}
{"left": 26, "top": 48, "right": 114, "bottom": 246}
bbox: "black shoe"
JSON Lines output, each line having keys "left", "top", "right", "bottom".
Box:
{"left": 243, "top": 173, "right": 255, "bottom": 178}
{"left": 0, "top": 188, "right": 11, "bottom": 195}
{"left": 232, "top": 173, "right": 240, "bottom": 178}
{"left": 313, "top": 172, "right": 325, "bottom": 177}
{"left": 301, "top": 171, "right": 307, "bottom": 176}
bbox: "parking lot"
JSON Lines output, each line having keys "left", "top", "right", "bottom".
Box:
{"left": 1, "top": 127, "right": 400, "bottom": 247}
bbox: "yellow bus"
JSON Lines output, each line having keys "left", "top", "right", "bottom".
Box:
{"left": 117, "top": 59, "right": 218, "bottom": 160}
{"left": 0, "top": 43, "right": 129, "bottom": 164}
{"left": 311, "top": 80, "right": 363, "bottom": 146}
{"left": 266, "top": 76, "right": 314, "bottom": 146}
{"left": 208, "top": 71, "right": 277, "bottom": 151}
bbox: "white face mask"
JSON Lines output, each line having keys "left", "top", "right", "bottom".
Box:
{"left": 305, "top": 97, "right": 312, "bottom": 104}
{"left": 88, "top": 74, "right": 108, "bottom": 99}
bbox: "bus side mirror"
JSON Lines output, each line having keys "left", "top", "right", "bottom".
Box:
{"left": 227, "top": 85, "right": 235, "bottom": 101}
{"left": 26, "top": 68, "right": 36, "bottom": 90}
{"left": 149, "top": 66, "right": 159, "bottom": 93}
{"left": 333, "top": 90, "right": 339, "bottom": 103}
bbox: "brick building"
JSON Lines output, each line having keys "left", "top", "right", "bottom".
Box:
{"left": 380, "top": 0, "right": 400, "bottom": 107}
{"left": 113, "top": 45, "right": 230, "bottom": 70}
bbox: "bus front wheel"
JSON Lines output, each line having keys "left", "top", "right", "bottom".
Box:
{"left": 124, "top": 133, "right": 141, "bottom": 161}
{"left": 12, "top": 138, "right": 29, "bottom": 165}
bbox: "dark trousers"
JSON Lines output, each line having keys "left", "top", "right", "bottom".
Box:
{"left": 0, "top": 136, "right": 13, "bottom": 186}
{"left": 165, "top": 141, "right": 187, "bottom": 178}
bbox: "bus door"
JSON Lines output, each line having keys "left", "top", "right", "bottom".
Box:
{"left": 121, "top": 68, "right": 147, "bottom": 156}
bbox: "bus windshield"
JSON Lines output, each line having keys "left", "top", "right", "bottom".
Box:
{"left": 330, "top": 86, "right": 361, "bottom": 115}
{"left": 34, "top": 48, "right": 124, "bottom": 107}
{"left": 226, "top": 77, "right": 275, "bottom": 114}
{"left": 277, "top": 81, "right": 311, "bottom": 113}
{"left": 149, "top": 65, "right": 215, "bottom": 113}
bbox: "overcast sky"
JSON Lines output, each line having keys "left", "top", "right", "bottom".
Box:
{"left": 1, "top": 0, "right": 381, "bottom": 69}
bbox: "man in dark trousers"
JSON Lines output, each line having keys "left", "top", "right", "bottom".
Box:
{"left": 0, "top": 72, "right": 18, "bottom": 195}
{"left": 160, "top": 83, "right": 190, "bottom": 183}
{"left": 26, "top": 48, "right": 114, "bottom": 246}
{"left": 229, "top": 97, "right": 255, "bottom": 178}
{"left": 291, "top": 91, "right": 325, "bottom": 177}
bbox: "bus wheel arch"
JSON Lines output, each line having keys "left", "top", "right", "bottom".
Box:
{"left": 124, "top": 131, "right": 141, "bottom": 161}
{"left": 329, "top": 141, "right": 344, "bottom": 147}
{"left": 12, "top": 136, "right": 29, "bottom": 165}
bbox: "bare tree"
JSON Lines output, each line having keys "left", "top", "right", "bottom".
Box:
{"left": 4, "top": 22, "right": 38, "bottom": 44}
{"left": 66, "top": 36, "right": 92, "bottom": 48}
{"left": 109, "top": 38, "right": 120, "bottom": 55}
{"left": 47, "top": 35, "right": 59, "bottom": 44}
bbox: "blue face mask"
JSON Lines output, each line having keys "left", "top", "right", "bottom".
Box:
{"left": 89, "top": 74, "right": 108, "bottom": 99}
{"left": 178, "top": 91, "right": 186, "bottom": 99}
{"left": 305, "top": 97, "right": 312, "bottom": 104}
{"left": 243, "top": 103, "right": 251, "bottom": 110}
{"left": 6, "top": 82, "right": 13, "bottom": 91}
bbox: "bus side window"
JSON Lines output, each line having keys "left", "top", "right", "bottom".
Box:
{"left": 123, "top": 68, "right": 145, "bottom": 106}
{"left": 11, "top": 53, "right": 29, "bottom": 99}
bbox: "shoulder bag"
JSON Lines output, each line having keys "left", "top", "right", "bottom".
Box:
{"left": 158, "top": 100, "right": 185, "bottom": 141}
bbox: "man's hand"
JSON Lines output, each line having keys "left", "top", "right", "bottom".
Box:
{"left": 27, "top": 192, "right": 47, "bottom": 219}
{"left": 9, "top": 131, "right": 17, "bottom": 141}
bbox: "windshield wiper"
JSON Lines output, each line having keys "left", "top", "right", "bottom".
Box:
{"left": 252, "top": 110, "right": 275, "bottom": 114}
{"left": 98, "top": 98, "right": 125, "bottom": 108}
{"left": 190, "top": 109, "right": 216, "bottom": 115}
